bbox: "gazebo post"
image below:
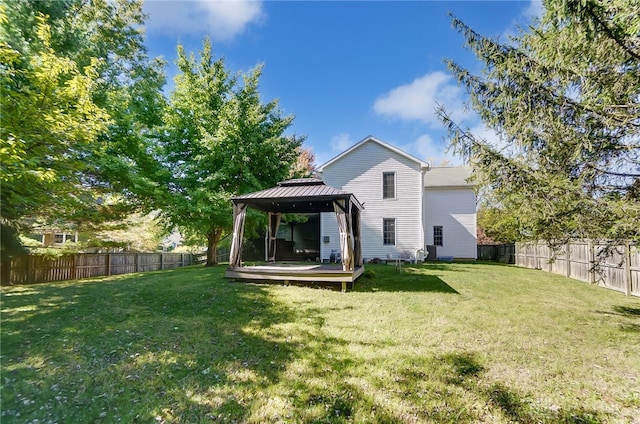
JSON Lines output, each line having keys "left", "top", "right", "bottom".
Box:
{"left": 333, "top": 199, "right": 355, "bottom": 271}
{"left": 229, "top": 202, "right": 247, "bottom": 267}
{"left": 352, "top": 207, "right": 362, "bottom": 267}
{"left": 267, "top": 212, "right": 281, "bottom": 262}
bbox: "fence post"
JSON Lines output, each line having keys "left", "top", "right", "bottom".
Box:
{"left": 106, "top": 253, "right": 111, "bottom": 276}
{"left": 624, "top": 242, "right": 632, "bottom": 296}
{"left": 566, "top": 242, "right": 571, "bottom": 278}
{"left": 135, "top": 253, "right": 139, "bottom": 272}
{"left": 161, "top": 252, "right": 165, "bottom": 270}
{"left": 588, "top": 240, "right": 596, "bottom": 284}
{"left": 72, "top": 254, "right": 77, "bottom": 281}
{"left": 27, "top": 255, "right": 34, "bottom": 284}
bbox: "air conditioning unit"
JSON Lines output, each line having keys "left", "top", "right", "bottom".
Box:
{"left": 426, "top": 245, "right": 437, "bottom": 261}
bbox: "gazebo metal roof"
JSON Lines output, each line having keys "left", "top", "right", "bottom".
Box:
{"left": 231, "top": 178, "right": 363, "bottom": 213}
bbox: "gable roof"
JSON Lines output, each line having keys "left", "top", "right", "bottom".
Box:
{"left": 424, "top": 167, "right": 474, "bottom": 188}
{"left": 232, "top": 178, "right": 363, "bottom": 213}
{"left": 317, "top": 135, "right": 429, "bottom": 171}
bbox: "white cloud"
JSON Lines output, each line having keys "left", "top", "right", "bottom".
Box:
{"left": 468, "top": 123, "right": 501, "bottom": 147}
{"left": 144, "top": 0, "right": 265, "bottom": 41}
{"left": 468, "top": 123, "right": 522, "bottom": 157}
{"left": 373, "top": 71, "right": 471, "bottom": 128}
{"left": 503, "top": 0, "right": 545, "bottom": 41}
{"left": 401, "top": 134, "right": 463, "bottom": 166}
{"left": 523, "top": 0, "right": 545, "bottom": 20}
{"left": 330, "top": 133, "right": 355, "bottom": 153}
{"left": 313, "top": 133, "right": 356, "bottom": 167}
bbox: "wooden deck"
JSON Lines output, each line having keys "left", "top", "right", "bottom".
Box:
{"left": 224, "top": 263, "right": 365, "bottom": 291}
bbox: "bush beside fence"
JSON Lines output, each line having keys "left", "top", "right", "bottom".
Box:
{"left": 4, "top": 252, "right": 195, "bottom": 286}
{"left": 515, "top": 241, "right": 639, "bottom": 297}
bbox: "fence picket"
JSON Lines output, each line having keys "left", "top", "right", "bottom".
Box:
{"left": 4, "top": 252, "right": 195, "bottom": 286}
{"left": 516, "top": 240, "right": 639, "bottom": 297}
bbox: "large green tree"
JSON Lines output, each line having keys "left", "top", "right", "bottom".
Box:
{"left": 155, "top": 39, "right": 301, "bottom": 266}
{"left": 0, "top": 0, "right": 165, "bottom": 251}
{"left": 64, "top": 0, "right": 167, "bottom": 215}
{"left": 0, "top": 7, "right": 109, "bottom": 252}
{"left": 439, "top": 0, "right": 640, "bottom": 245}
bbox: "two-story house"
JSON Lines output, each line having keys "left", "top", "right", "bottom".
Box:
{"left": 317, "top": 136, "right": 476, "bottom": 261}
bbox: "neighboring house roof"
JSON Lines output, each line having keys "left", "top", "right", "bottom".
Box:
{"left": 232, "top": 178, "right": 364, "bottom": 213}
{"left": 424, "top": 167, "right": 474, "bottom": 188}
{"left": 317, "top": 135, "right": 429, "bottom": 171}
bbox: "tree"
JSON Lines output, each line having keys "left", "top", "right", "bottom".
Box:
{"left": 154, "top": 39, "right": 301, "bottom": 266}
{"left": 0, "top": 0, "right": 165, "bottom": 251}
{"left": 64, "top": 0, "right": 167, "bottom": 212}
{"left": 477, "top": 204, "right": 521, "bottom": 244}
{"left": 90, "top": 211, "right": 167, "bottom": 252}
{"left": 439, "top": 0, "right": 640, "bottom": 245}
{"left": 291, "top": 145, "right": 317, "bottom": 177}
{"left": 0, "top": 9, "right": 110, "bottom": 245}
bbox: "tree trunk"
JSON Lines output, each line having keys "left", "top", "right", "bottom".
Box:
{"left": 205, "top": 228, "right": 222, "bottom": 267}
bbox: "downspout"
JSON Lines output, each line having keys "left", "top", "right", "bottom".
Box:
{"left": 420, "top": 162, "right": 431, "bottom": 255}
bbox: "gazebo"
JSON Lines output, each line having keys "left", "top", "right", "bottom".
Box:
{"left": 224, "top": 178, "right": 364, "bottom": 291}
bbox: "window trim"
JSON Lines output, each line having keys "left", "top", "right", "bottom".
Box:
{"left": 433, "top": 225, "right": 443, "bottom": 247}
{"left": 383, "top": 218, "right": 396, "bottom": 246}
{"left": 382, "top": 171, "right": 396, "bottom": 200}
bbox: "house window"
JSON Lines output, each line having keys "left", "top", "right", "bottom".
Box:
{"left": 382, "top": 172, "right": 395, "bottom": 199}
{"left": 433, "top": 226, "right": 443, "bottom": 246}
{"left": 383, "top": 218, "right": 396, "bottom": 245}
{"left": 54, "top": 233, "right": 74, "bottom": 244}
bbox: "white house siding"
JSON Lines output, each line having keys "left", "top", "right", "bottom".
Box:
{"left": 320, "top": 140, "right": 424, "bottom": 261}
{"left": 423, "top": 188, "right": 477, "bottom": 259}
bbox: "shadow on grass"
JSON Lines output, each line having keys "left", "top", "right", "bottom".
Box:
{"left": 484, "top": 382, "right": 602, "bottom": 424}
{"left": 595, "top": 305, "right": 640, "bottom": 333}
{"left": 431, "top": 351, "right": 606, "bottom": 423}
{"left": 1, "top": 266, "right": 422, "bottom": 422}
{"left": 0, "top": 266, "right": 300, "bottom": 422}
{"left": 439, "top": 351, "right": 485, "bottom": 384}
{"left": 615, "top": 306, "right": 640, "bottom": 333}
{"left": 0, "top": 266, "right": 615, "bottom": 423}
{"left": 613, "top": 305, "right": 640, "bottom": 316}
{"left": 354, "top": 265, "right": 459, "bottom": 293}
{"left": 422, "top": 260, "right": 514, "bottom": 270}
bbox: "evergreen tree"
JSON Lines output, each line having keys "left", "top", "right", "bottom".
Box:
{"left": 439, "top": 0, "right": 640, "bottom": 244}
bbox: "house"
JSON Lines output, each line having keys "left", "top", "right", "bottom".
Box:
{"left": 30, "top": 228, "right": 79, "bottom": 247}
{"left": 316, "top": 136, "right": 476, "bottom": 261}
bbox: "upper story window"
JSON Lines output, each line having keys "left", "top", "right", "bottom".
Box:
{"left": 382, "top": 172, "right": 395, "bottom": 199}
{"left": 433, "top": 226, "right": 443, "bottom": 246}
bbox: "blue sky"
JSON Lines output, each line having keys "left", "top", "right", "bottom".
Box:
{"left": 142, "top": 0, "right": 543, "bottom": 166}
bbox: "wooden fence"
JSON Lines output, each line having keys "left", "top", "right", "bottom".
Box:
{"left": 515, "top": 241, "right": 640, "bottom": 297}
{"left": 5, "top": 252, "right": 195, "bottom": 286}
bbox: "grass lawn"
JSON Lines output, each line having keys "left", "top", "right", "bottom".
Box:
{"left": 1, "top": 262, "right": 639, "bottom": 423}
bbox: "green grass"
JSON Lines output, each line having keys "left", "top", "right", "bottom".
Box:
{"left": 1, "top": 262, "right": 639, "bottom": 423}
